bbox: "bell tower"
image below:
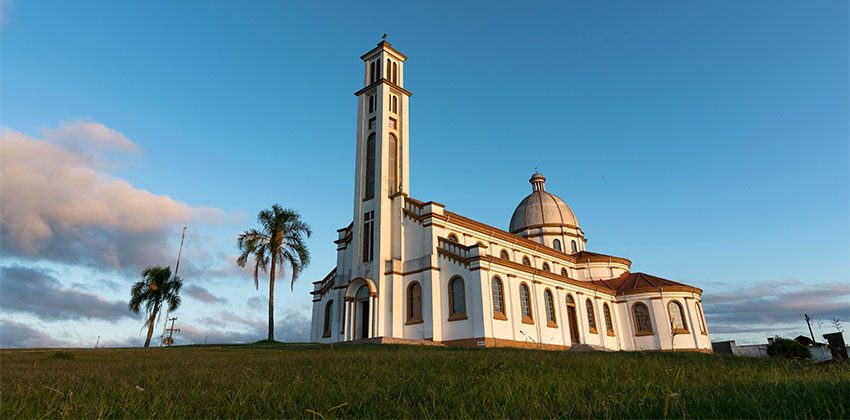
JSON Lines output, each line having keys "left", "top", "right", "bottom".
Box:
{"left": 350, "top": 38, "right": 411, "bottom": 288}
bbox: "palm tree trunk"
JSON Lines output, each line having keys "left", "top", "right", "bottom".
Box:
{"left": 268, "top": 257, "right": 276, "bottom": 342}
{"left": 144, "top": 301, "right": 160, "bottom": 348}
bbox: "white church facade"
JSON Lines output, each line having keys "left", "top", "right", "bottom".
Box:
{"left": 310, "top": 41, "right": 712, "bottom": 352}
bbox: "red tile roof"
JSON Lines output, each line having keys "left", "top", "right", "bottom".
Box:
{"left": 590, "top": 272, "right": 702, "bottom": 295}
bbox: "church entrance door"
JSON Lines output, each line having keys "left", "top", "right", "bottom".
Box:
{"left": 355, "top": 285, "right": 370, "bottom": 340}
{"left": 359, "top": 300, "right": 369, "bottom": 339}
{"left": 566, "top": 305, "right": 580, "bottom": 345}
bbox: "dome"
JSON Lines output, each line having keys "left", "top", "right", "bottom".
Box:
{"left": 509, "top": 172, "right": 579, "bottom": 233}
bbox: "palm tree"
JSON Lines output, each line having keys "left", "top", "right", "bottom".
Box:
{"left": 128, "top": 266, "right": 183, "bottom": 348}
{"left": 237, "top": 204, "right": 311, "bottom": 342}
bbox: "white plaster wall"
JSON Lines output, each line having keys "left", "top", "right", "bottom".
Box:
{"left": 433, "top": 255, "right": 487, "bottom": 342}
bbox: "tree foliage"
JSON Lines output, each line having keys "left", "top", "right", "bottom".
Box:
{"left": 767, "top": 337, "right": 812, "bottom": 360}
{"left": 237, "top": 204, "right": 311, "bottom": 342}
{"left": 128, "top": 266, "right": 183, "bottom": 347}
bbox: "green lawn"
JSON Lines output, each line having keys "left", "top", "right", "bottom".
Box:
{"left": 1, "top": 343, "right": 847, "bottom": 418}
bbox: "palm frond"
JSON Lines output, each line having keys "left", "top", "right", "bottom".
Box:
{"left": 238, "top": 204, "right": 312, "bottom": 295}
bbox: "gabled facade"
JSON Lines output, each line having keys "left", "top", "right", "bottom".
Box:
{"left": 310, "top": 41, "right": 712, "bottom": 352}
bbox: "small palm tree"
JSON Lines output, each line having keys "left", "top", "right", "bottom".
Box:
{"left": 237, "top": 204, "right": 311, "bottom": 342}
{"left": 128, "top": 266, "right": 183, "bottom": 348}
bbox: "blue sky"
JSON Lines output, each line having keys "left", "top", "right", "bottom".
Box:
{"left": 1, "top": 0, "right": 847, "bottom": 347}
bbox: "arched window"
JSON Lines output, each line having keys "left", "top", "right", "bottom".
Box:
{"left": 571, "top": 240, "right": 578, "bottom": 253}
{"left": 603, "top": 303, "right": 615, "bottom": 336}
{"left": 448, "top": 276, "right": 466, "bottom": 320}
{"left": 586, "top": 298, "right": 597, "bottom": 334}
{"left": 668, "top": 301, "right": 688, "bottom": 333}
{"left": 368, "top": 95, "right": 375, "bottom": 114}
{"left": 522, "top": 256, "right": 531, "bottom": 266}
{"left": 632, "top": 302, "right": 653, "bottom": 335}
{"left": 447, "top": 233, "right": 459, "bottom": 243}
{"left": 553, "top": 239, "right": 562, "bottom": 251}
{"left": 407, "top": 282, "right": 422, "bottom": 324}
{"left": 369, "top": 61, "right": 375, "bottom": 83}
{"left": 392, "top": 62, "right": 398, "bottom": 83}
{"left": 544, "top": 289, "right": 557, "bottom": 327}
{"left": 392, "top": 96, "right": 398, "bottom": 113}
{"left": 322, "top": 300, "right": 333, "bottom": 337}
{"left": 386, "top": 58, "right": 391, "bottom": 79}
{"left": 696, "top": 302, "right": 708, "bottom": 334}
{"left": 560, "top": 268, "right": 568, "bottom": 277}
{"left": 520, "top": 283, "right": 533, "bottom": 324}
{"left": 542, "top": 262, "right": 550, "bottom": 272}
{"left": 375, "top": 60, "right": 381, "bottom": 83}
{"left": 388, "top": 134, "right": 398, "bottom": 194}
{"left": 364, "top": 133, "right": 376, "bottom": 200}
{"left": 491, "top": 276, "right": 506, "bottom": 320}
{"left": 500, "top": 250, "right": 510, "bottom": 260}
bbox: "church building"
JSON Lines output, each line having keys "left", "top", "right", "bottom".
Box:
{"left": 310, "top": 40, "right": 712, "bottom": 351}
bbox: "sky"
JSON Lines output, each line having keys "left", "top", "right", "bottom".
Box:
{"left": 1, "top": 0, "right": 848, "bottom": 348}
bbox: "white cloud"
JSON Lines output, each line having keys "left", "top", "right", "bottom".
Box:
{"left": 0, "top": 121, "right": 227, "bottom": 271}
{"left": 42, "top": 119, "right": 140, "bottom": 158}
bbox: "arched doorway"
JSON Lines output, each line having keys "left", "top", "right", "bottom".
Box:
{"left": 354, "top": 285, "right": 370, "bottom": 340}
{"left": 343, "top": 277, "right": 378, "bottom": 341}
{"left": 565, "top": 295, "right": 580, "bottom": 345}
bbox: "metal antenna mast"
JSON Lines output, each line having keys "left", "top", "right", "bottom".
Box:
{"left": 163, "top": 317, "right": 180, "bottom": 346}
{"left": 160, "top": 226, "right": 187, "bottom": 346}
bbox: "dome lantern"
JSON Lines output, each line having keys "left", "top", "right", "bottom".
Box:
{"left": 530, "top": 172, "right": 546, "bottom": 192}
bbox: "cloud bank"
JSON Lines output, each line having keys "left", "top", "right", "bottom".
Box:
{"left": 0, "top": 122, "right": 225, "bottom": 271}
{"left": 0, "top": 265, "right": 135, "bottom": 321}
{"left": 0, "top": 319, "right": 65, "bottom": 348}
{"left": 702, "top": 279, "right": 850, "bottom": 340}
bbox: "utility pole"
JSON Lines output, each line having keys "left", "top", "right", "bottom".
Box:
{"left": 160, "top": 226, "right": 187, "bottom": 346}
{"left": 163, "top": 317, "right": 180, "bottom": 346}
{"left": 804, "top": 314, "right": 816, "bottom": 343}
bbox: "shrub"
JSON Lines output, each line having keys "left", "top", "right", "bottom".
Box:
{"left": 50, "top": 351, "right": 74, "bottom": 360}
{"left": 767, "top": 337, "right": 811, "bottom": 360}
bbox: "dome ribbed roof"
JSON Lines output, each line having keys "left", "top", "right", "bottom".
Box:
{"left": 509, "top": 172, "right": 579, "bottom": 233}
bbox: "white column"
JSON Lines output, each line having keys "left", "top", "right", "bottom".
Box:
{"left": 531, "top": 280, "right": 542, "bottom": 343}
{"left": 683, "top": 298, "right": 700, "bottom": 349}
{"left": 648, "top": 298, "right": 664, "bottom": 350}
{"left": 339, "top": 298, "right": 351, "bottom": 341}
{"left": 350, "top": 300, "right": 357, "bottom": 340}
{"left": 556, "top": 288, "right": 567, "bottom": 346}
{"left": 576, "top": 293, "right": 587, "bottom": 344}
{"left": 371, "top": 295, "right": 378, "bottom": 338}
{"left": 506, "top": 275, "right": 517, "bottom": 342}
{"left": 594, "top": 296, "right": 605, "bottom": 348}
{"left": 609, "top": 300, "right": 622, "bottom": 350}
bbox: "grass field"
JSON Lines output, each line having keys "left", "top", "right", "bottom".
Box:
{"left": 2, "top": 342, "right": 848, "bottom": 418}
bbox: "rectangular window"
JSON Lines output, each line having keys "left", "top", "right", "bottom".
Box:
{"left": 368, "top": 118, "right": 375, "bottom": 130}
{"left": 362, "top": 211, "right": 374, "bottom": 262}
{"left": 364, "top": 133, "right": 375, "bottom": 200}
{"left": 388, "top": 135, "right": 397, "bottom": 195}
